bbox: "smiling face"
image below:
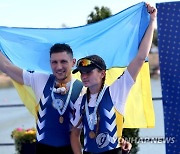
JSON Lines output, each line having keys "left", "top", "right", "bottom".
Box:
{"left": 80, "top": 68, "right": 105, "bottom": 93}
{"left": 50, "top": 51, "right": 75, "bottom": 83}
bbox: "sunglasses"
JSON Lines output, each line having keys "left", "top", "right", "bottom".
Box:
{"left": 76, "top": 58, "right": 103, "bottom": 70}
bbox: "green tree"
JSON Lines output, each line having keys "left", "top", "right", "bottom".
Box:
{"left": 86, "top": 6, "right": 139, "bottom": 154}
{"left": 87, "top": 6, "right": 112, "bottom": 24}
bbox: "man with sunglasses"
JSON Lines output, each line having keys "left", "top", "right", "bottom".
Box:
{"left": 0, "top": 43, "right": 83, "bottom": 154}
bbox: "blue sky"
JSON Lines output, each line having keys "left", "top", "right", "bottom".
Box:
{"left": 0, "top": 0, "right": 178, "bottom": 28}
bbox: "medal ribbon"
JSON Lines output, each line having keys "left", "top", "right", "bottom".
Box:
{"left": 51, "top": 78, "right": 75, "bottom": 116}
{"left": 85, "top": 85, "right": 107, "bottom": 131}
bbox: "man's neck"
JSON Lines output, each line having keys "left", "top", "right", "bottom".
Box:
{"left": 55, "top": 76, "right": 72, "bottom": 85}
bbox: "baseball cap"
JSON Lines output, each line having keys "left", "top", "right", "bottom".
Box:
{"left": 72, "top": 55, "right": 106, "bottom": 74}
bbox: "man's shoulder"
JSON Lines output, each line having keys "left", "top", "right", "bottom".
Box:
{"left": 29, "top": 70, "right": 51, "bottom": 77}
{"left": 24, "top": 70, "right": 51, "bottom": 82}
{"left": 74, "top": 78, "right": 82, "bottom": 83}
{"left": 73, "top": 78, "right": 83, "bottom": 87}
{"left": 71, "top": 79, "right": 83, "bottom": 102}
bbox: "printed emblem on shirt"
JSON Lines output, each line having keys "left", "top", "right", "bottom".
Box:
{"left": 96, "top": 132, "right": 109, "bottom": 148}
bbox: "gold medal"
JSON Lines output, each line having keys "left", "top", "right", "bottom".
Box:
{"left": 89, "top": 131, "right": 96, "bottom": 139}
{"left": 59, "top": 116, "right": 64, "bottom": 124}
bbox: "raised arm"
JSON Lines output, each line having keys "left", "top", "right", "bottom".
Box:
{"left": 0, "top": 51, "right": 24, "bottom": 84}
{"left": 127, "top": 4, "right": 157, "bottom": 81}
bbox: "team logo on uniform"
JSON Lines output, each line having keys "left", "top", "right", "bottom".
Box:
{"left": 96, "top": 132, "right": 109, "bottom": 148}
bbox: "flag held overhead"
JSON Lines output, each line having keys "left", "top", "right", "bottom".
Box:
{"left": 0, "top": 2, "right": 155, "bottom": 128}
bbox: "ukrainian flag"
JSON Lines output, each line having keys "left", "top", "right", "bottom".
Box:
{"left": 0, "top": 2, "right": 154, "bottom": 128}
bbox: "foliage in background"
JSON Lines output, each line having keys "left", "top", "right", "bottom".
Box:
{"left": 11, "top": 128, "right": 36, "bottom": 154}
{"left": 87, "top": 6, "right": 112, "bottom": 24}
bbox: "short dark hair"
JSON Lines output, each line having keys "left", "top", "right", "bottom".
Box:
{"left": 50, "top": 43, "right": 73, "bottom": 58}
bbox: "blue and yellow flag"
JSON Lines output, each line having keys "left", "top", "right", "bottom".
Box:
{"left": 0, "top": 2, "right": 154, "bottom": 128}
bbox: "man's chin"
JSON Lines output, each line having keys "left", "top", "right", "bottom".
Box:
{"left": 56, "top": 76, "right": 67, "bottom": 82}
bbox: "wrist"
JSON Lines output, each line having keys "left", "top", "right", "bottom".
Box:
{"left": 149, "top": 19, "right": 156, "bottom": 27}
{"left": 150, "top": 18, "right": 156, "bottom": 22}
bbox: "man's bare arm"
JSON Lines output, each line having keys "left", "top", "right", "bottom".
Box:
{"left": 0, "top": 51, "right": 24, "bottom": 84}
